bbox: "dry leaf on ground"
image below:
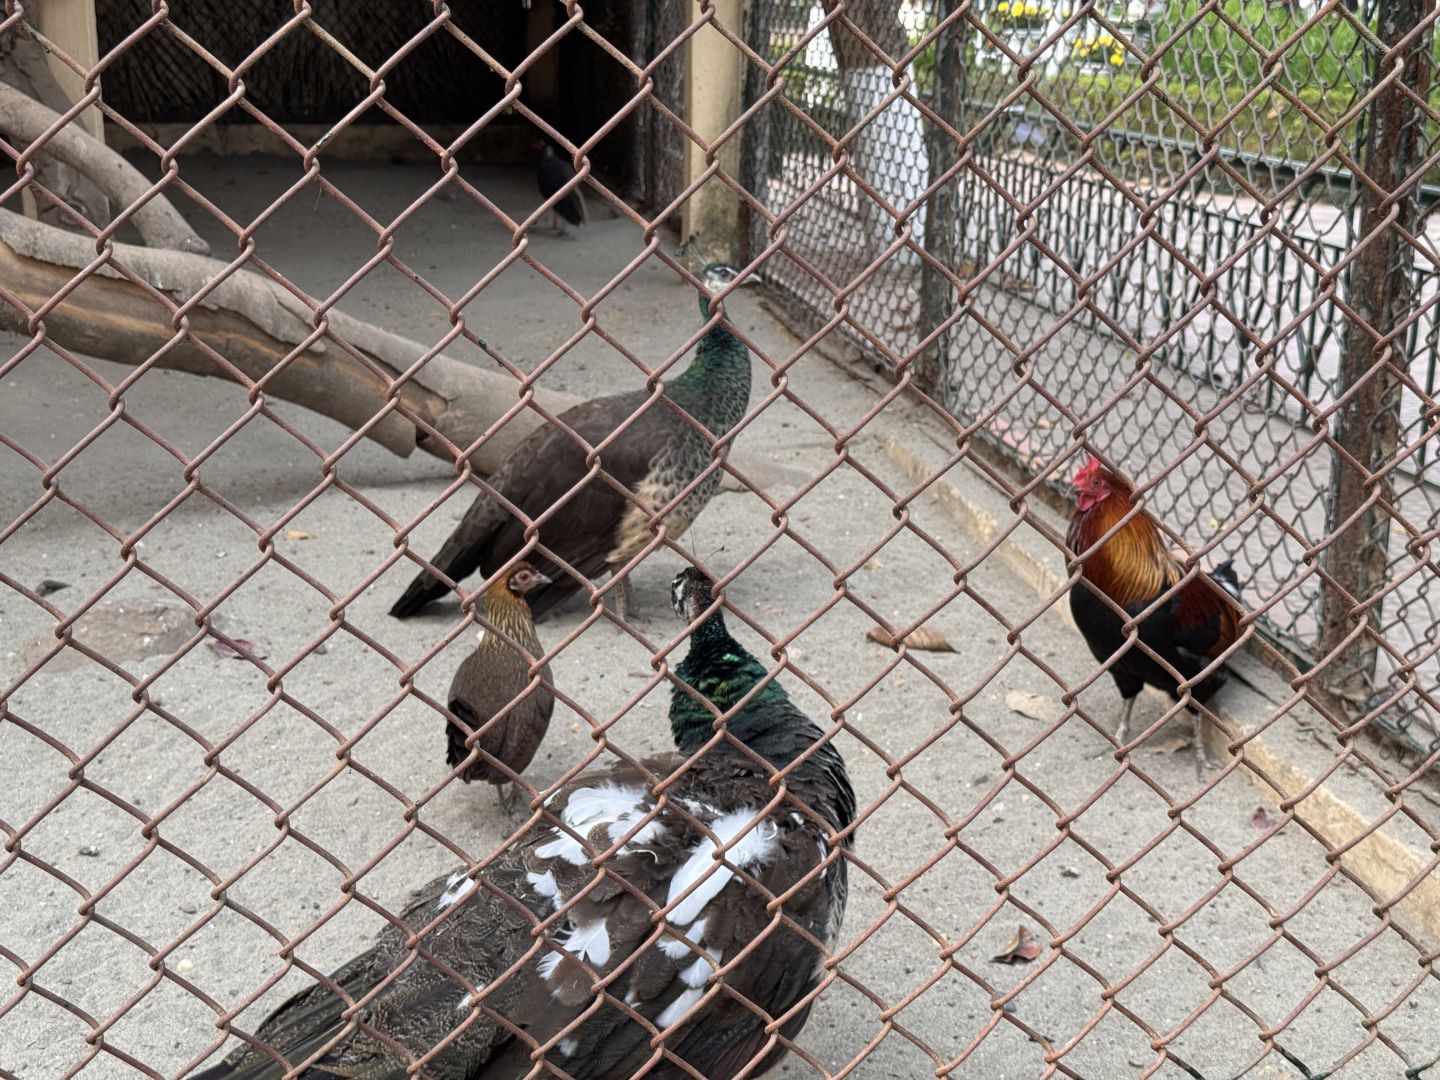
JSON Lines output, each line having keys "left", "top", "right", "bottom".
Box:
{"left": 284, "top": 529, "right": 312, "bottom": 540}
{"left": 209, "top": 638, "right": 267, "bottom": 661}
{"left": 1004, "top": 690, "right": 1052, "bottom": 722}
{"left": 991, "top": 924, "right": 1042, "bottom": 965}
{"left": 867, "top": 626, "right": 955, "bottom": 652}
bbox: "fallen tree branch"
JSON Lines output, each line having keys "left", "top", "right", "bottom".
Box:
{"left": 0, "top": 206, "right": 575, "bottom": 468}
{"left": 0, "top": 78, "right": 210, "bottom": 254}
{"left": 0, "top": 28, "right": 109, "bottom": 226}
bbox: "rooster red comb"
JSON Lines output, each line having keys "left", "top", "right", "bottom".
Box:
{"left": 1073, "top": 454, "right": 1104, "bottom": 485}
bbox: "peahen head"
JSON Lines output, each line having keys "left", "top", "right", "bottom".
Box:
{"left": 697, "top": 262, "right": 755, "bottom": 318}
{"left": 667, "top": 260, "right": 756, "bottom": 424}
{"left": 668, "top": 565, "right": 794, "bottom": 752}
{"left": 671, "top": 565, "right": 721, "bottom": 628}
{"left": 701, "top": 262, "right": 742, "bottom": 288}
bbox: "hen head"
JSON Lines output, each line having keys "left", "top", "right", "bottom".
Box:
{"left": 504, "top": 561, "right": 552, "bottom": 597}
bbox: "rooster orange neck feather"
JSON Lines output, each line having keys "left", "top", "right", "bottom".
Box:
{"left": 1067, "top": 482, "right": 1179, "bottom": 607}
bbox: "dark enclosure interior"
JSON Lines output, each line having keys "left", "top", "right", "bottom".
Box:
{"left": 95, "top": 0, "right": 647, "bottom": 191}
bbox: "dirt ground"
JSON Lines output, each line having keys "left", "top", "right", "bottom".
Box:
{"left": 1, "top": 156, "right": 1435, "bottom": 1079}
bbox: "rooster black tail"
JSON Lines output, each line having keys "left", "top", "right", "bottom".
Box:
{"left": 1209, "top": 559, "right": 1242, "bottom": 605}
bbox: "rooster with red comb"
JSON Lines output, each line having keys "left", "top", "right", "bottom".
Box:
{"left": 1066, "top": 455, "right": 1244, "bottom": 775}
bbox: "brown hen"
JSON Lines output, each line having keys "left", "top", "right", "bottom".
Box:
{"left": 446, "top": 561, "right": 554, "bottom": 812}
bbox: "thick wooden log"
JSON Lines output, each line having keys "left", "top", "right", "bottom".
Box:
{"left": 0, "top": 207, "right": 579, "bottom": 468}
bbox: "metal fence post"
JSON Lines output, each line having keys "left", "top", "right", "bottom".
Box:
{"left": 1317, "top": 0, "right": 1431, "bottom": 709}
{"left": 918, "top": 0, "right": 966, "bottom": 397}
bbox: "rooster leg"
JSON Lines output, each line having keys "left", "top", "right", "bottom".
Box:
{"left": 1115, "top": 696, "right": 1136, "bottom": 746}
{"left": 1095, "top": 696, "right": 1138, "bottom": 759}
{"left": 1191, "top": 709, "right": 1218, "bottom": 779}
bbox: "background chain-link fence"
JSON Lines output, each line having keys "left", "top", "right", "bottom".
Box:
{"left": 742, "top": 0, "right": 1440, "bottom": 756}
{"left": 3, "top": 0, "right": 1440, "bottom": 1077}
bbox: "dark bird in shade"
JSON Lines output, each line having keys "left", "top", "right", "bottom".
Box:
{"left": 1067, "top": 455, "right": 1243, "bottom": 775}
{"left": 446, "top": 561, "right": 554, "bottom": 814}
{"left": 389, "top": 262, "right": 756, "bottom": 624}
{"left": 188, "top": 567, "right": 854, "bottom": 1080}
{"left": 535, "top": 140, "right": 587, "bottom": 235}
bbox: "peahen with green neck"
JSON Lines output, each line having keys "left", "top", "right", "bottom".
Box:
{"left": 668, "top": 568, "right": 855, "bottom": 829}
{"left": 189, "top": 567, "right": 854, "bottom": 1079}
{"left": 390, "top": 263, "right": 756, "bottom": 622}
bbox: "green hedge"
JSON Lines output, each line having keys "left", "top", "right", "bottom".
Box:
{"left": 1025, "top": 69, "right": 1361, "bottom": 165}
{"left": 1146, "top": 0, "right": 1367, "bottom": 91}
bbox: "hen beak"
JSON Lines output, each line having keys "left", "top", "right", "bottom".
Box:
{"left": 532, "top": 571, "right": 554, "bottom": 587}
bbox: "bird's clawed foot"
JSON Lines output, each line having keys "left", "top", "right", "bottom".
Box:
{"left": 613, "top": 575, "right": 638, "bottom": 623}
{"left": 496, "top": 782, "right": 521, "bottom": 818}
{"left": 1191, "top": 710, "right": 1218, "bottom": 781}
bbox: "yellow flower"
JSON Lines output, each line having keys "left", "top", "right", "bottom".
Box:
{"left": 1023, "top": 2, "right": 1039, "bottom": 14}
{"left": 996, "top": 1, "right": 1008, "bottom": 11}
{"left": 1061, "top": 5, "right": 1071, "bottom": 14}
{"left": 1110, "top": 51, "right": 1123, "bottom": 65}
{"left": 1098, "top": 33, "right": 1113, "bottom": 45}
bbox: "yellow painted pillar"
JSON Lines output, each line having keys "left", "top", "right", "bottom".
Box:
{"left": 36, "top": 0, "right": 104, "bottom": 144}
{"left": 681, "top": 0, "right": 745, "bottom": 260}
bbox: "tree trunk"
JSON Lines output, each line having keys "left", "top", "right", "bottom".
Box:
{"left": 822, "top": 0, "right": 928, "bottom": 257}
{"left": 1316, "top": 0, "right": 1429, "bottom": 709}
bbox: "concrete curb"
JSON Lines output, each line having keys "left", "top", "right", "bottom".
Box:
{"left": 883, "top": 435, "right": 1440, "bottom": 947}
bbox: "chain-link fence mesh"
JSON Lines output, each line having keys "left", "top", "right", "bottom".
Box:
{"left": 742, "top": 0, "right": 1440, "bottom": 758}
{"left": 3, "top": 0, "right": 1440, "bottom": 1077}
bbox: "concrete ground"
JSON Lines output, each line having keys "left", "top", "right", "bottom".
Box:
{"left": 1, "top": 157, "right": 1435, "bottom": 1079}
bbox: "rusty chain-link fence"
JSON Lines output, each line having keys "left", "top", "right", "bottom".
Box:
{"left": 3, "top": 0, "right": 1440, "bottom": 1077}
